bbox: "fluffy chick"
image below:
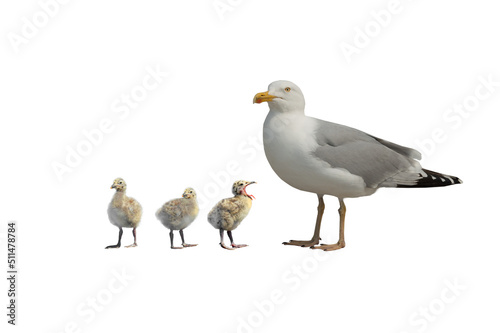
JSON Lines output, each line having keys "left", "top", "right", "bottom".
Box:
{"left": 208, "top": 180, "right": 256, "bottom": 250}
{"left": 156, "top": 188, "right": 199, "bottom": 249}
{"left": 106, "top": 178, "right": 142, "bottom": 249}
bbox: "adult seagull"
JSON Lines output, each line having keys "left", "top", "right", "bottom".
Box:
{"left": 253, "top": 80, "right": 462, "bottom": 251}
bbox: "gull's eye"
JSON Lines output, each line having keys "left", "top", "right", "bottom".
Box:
{"left": 189, "top": 191, "right": 193, "bottom": 194}
{"left": 285, "top": 87, "right": 291, "bottom": 92}
{"left": 119, "top": 181, "right": 123, "bottom": 184}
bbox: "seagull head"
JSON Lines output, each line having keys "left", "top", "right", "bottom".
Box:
{"left": 232, "top": 180, "right": 256, "bottom": 200}
{"left": 111, "top": 178, "right": 127, "bottom": 191}
{"left": 253, "top": 80, "right": 305, "bottom": 113}
{"left": 182, "top": 187, "right": 197, "bottom": 199}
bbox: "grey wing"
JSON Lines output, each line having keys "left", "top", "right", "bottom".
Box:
{"left": 369, "top": 136, "right": 421, "bottom": 160}
{"left": 314, "top": 119, "right": 421, "bottom": 159}
{"left": 313, "top": 119, "right": 424, "bottom": 188}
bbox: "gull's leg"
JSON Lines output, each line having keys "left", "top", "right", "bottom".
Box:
{"left": 284, "top": 194, "right": 324, "bottom": 247}
{"left": 106, "top": 227, "right": 123, "bottom": 249}
{"left": 312, "top": 198, "right": 346, "bottom": 251}
{"left": 170, "top": 230, "right": 183, "bottom": 249}
{"left": 180, "top": 229, "right": 197, "bottom": 248}
{"left": 219, "top": 229, "right": 234, "bottom": 250}
{"left": 125, "top": 227, "right": 138, "bottom": 248}
{"left": 228, "top": 230, "right": 248, "bottom": 248}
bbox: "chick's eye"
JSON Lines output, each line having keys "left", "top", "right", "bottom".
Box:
{"left": 285, "top": 87, "right": 291, "bottom": 92}
{"left": 119, "top": 181, "right": 123, "bottom": 184}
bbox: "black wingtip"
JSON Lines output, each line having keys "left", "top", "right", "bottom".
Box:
{"left": 397, "top": 169, "right": 463, "bottom": 188}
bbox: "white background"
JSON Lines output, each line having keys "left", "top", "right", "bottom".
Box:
{"left": 1, "top": 0, "right": 499, "bottom": 332}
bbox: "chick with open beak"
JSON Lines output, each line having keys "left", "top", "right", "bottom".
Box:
{"left": 207, "top": 180, "right": 256, "bottom": 250}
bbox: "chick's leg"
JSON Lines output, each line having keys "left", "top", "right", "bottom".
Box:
{"left": 125, "top": 227, "right": 138, "bottom": 248}
{"left": 170, "top": 230, "right": 183, "bottom": 249}
{"left": 180, "top": 229, "right": 197, "bottom": 248}
{"left": 228, "top": 230, "right": 247, "bottom": 248}
{"left": 219, "top": 229, "right": 234, "bottom": 250}
{"left": 106, "top": 227, "right": 123, "bottom": 249}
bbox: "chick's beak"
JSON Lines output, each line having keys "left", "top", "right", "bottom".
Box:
{"left": 243, "top": 181, "right": 256, "bottom": 200}
{"left": 110, "top": 184, "right": 115, "bottom": 189}
{"left": 253, "top": 91, "right": 276, "bottom": 104}
{"left": 243, "top": 181, "right": 256, "bottom": 189}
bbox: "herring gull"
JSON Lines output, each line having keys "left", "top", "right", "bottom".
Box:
{"left": 253, "top": 80, "right": 462, "bottom": 251}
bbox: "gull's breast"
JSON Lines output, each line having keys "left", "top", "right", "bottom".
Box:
{"left": 263, "top": 111, "right": 372, "bottom": 198}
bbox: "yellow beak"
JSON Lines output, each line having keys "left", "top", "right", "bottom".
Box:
{"left": 253, "top": 91, "right": 276, "bottom": 104}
